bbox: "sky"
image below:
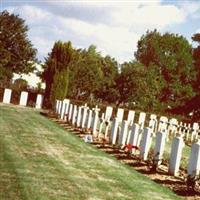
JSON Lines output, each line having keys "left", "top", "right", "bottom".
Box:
{"left": 1, "top": 0, "right": 200, "bottom": 86}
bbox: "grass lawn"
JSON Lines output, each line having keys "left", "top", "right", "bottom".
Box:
{"left": 0, "top": 104, "right": 181, "bottom": 200}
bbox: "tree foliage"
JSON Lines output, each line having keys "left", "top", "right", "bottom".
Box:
{"left": 42, "top": 41, "right": 73, "bottom": 107}
{"left": 135, "top": 30, "right": 196, "bottom": 109}
{"left": 13, "top": 78, "right": 28, "bottom": 91}
{"left": 68, "top": 45, "right": 118, "bottom": 102}
{"left": 0, "top": 10, "right": 37, "bottom": 82}
{"left": 117, "top": 61, "right": 164, "bottom": 111}
{"left": 50, "top": 68, "right": 69, "bottom": 105}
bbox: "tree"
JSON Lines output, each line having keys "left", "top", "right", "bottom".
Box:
{"left": 95, "top": 55, "right": 119, "bottom": 103}
{"left": 0, "top": 10, "right": 37, "bottom": 82}
{"left": 42, "top": 41, "right": 73, "bottom": 107}
{"left": 13, "top": 78, "right": 28, "bottom": 91}
{"left": 68, "top": 45, "right": 103, "bottom": 101}
{"left": 192, "top": 33, "right": 200, "bottom": 91}
{"left": 135, "top": 30, "right": 196, "bottom": 109}
{"left": 50, "top": 68, "right": 69, "bottom": 105}
{"left": 117, "top": 61, "right": 164, "bottom": 111}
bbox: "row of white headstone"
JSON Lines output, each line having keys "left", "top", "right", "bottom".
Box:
{"left": 2, "top": 88, "right": 43, "bottom": 109}
{"left": 55, "top": 99, "right": 200, "bottom": 179}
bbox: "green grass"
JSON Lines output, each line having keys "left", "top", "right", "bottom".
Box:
{"left": 0, "top": 104, "right": 181, "bottom": 200}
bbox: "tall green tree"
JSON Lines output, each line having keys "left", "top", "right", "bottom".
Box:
{"left": 192, "top": 33, "right": 200, "bottom": 91}
{"left": 95, "top": 55, "right": 119, "bottom": 103}
{"left": 135, "top": 30, "right": 196, "bottom": 109}
{"left": 0, "top": 10, "right": 37, "bottom": 83}
{"left": 68, "top": 45, "right": 103, "bottom": 101}
{"left": 117, "top": 61, "right": 164, "bottom": 111}
{"left": 42, "top": 41, "right": 73, "bottom": 107}
{"left": 50, "top": 68, "right": 69, "bottom": 105}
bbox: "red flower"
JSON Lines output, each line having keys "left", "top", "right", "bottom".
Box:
{"left": 124, "top": 144, "right": 140, "bottom": 151}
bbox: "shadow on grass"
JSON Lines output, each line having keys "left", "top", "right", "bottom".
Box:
{"left": 45, "top": 112, "right": 200, "bottom": 199}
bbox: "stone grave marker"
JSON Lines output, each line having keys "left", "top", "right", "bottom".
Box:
{"left": 154, "top": 131, "right": 166, "bottom": 166}
{"left": 138, "top": 112, "right": 146, "bottom": 130}
{"left": 35, "top": 94, "right": 43, "bottom": 109}
{"left": 116, "top": 108, "right": 124, "bottom": 122}
{"left": 58, "top": 100, "right": 62, "bottom": 115}
{"left": 110, "top": 117, "right": 119, "bottom": 145}
{"left": 92, "top": 106, "right": 100, "bottom": 136}
{"left": 148, "top": 114, "right": 157, "bottom": 134}
{"left": 76, "top": 106, "right": 83, "bottom": 127}
{"left": 118, "top": 120, "right": 128, "bottom": 146}
{"left": 3, "top": 88, "right": 12, "bottom": 104}
{"left": 127, "top": 110, "right": 135, "bottom": 126}
{"left": 169, "top": 136, "right": 185, "bottom": 176}
{"left": 72, "top": 105, "right": 77, "bottom": 125}
{"left": 98, "top": 112, "right": 105, "bottom": 134}
{"left": 168, "top": 118, "right": 178, "bottom": 138}
{"left": 157, "top": 116, "right": 168, "bottom": 133}
{"left": 191, "top": 123, "right": 199, "bottom": 142}
{"left": 140, "top": 128, "right": 152, "bottom": 161}
{"left": 84, "top": 135, "right": 93, "bottom": 143}
{"left": 105, "top": 106, "right": 113, "bottom": 121}
{"left": 126, "top": 110, "right": 135, "bottom": 144}
{"left": 60, "top": 99, "right": 70, "bottom": 120}
{"left": 19, "top": 91, "right": 28, "bottom": 106}
{"left": 128, "top": 123, "right": 140, "bottom": 154}
{"left": 187, "top": 140, "right": 200, "bottom": 177}
{"left": 81, "top": 104, "right": 88, "bottom": 129}
{"left": 86, "top": 109, "right": 93, "bottom": 130}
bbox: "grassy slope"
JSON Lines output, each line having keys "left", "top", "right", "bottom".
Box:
{"left": 0, "top": 104, "right": 180, "bottom": 200}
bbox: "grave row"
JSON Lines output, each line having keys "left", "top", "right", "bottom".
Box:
{"left": 55, "top": 99, "right": 200, "bottom": 180}
{"left": 2, "top": 88, "right": 43, "bottom": 109}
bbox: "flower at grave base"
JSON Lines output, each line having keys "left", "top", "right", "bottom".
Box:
{"left": 124, "top": 144, "right": 140, "bottom": 151}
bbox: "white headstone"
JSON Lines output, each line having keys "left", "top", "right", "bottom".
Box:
{"left": 168, "top": 118, "right": 178, "bottom": 138}
{"left": 81, "top": 104, "right": 88, "bottom": 128}
{"left": 72, "top": 105, "right": 77, "bottom": 125}
{"left": 187, "top": 140, "right": 200, "bottom": 176}
{"left": 138, "top": 112, "right": 146, "bottom": 129}
{"left": 86, "top": 109, "right": 93, "bottom": 130}
{"left": 19, "top": 91, "right": 28, "bottom": 106}
{"left": 154, "top": 131, "right": 166, "bottom": 166}
{"left": 58, "top": 100, "right": 62, "bottom": 115}
{"left": 116, "top": 108, "right": 124, "bottom": 122}
{"left": 60, "top": 99, "right": 70, "bottom": 120}
{"left": 64, "top": 100, "right": 70, "bottom": 121}
{"left": 99, "top": 112, "right": 105, "bottom": 134}
{"left": 158, "top": 116, "right": 168, "bottom": 133}
{"left": 3, "top": 88, "right": 12, "bottom": 104}
{"left": 105, "top": 106, "right": 113, "bottom": 121}
{"left": 110, "top": 117, "right": 119, "bottom": 145}
{"left": 35, "top": 94, "right": 43, "bottom": 109}
{"left": 118, "top": 120, "right": 129, "bottom": 145}
{"left": 92, "top": 107, "right": 100, "bottom": 136}
{"left": 127, "top": 110, "right": 135, "bottom": 126}
{"left": 76, "top": 106, "right": 82, "bottom": 127}
{"left": 148, "top": 114, "right": 157, "bottom": 133}
{"left": 169, "top": 136, "right": 185, "bottom": 176}
{"left": 140, "top": 128, "right": 152, "bottom": 161}
{"left": 55, "top": 100, "right": 59, "bottom": 113}
{"left": 68, "top": 104, "right": 73, "bottom": 122}
{"left": 128, "top": 123, "right": 140, "bottom": 146}
{"left": 191, "top": 123, "right": 199, "bottom": 142}
{"left": 185, "top": 123, "right": 191, "bottom": 142}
